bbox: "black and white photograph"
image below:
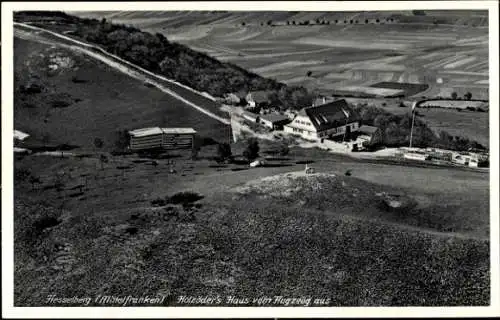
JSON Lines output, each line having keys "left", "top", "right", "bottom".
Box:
{"left": 2, "top": 1, "right": 499, "bottom": 318}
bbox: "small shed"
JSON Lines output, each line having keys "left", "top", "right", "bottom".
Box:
{"left": 129, "top": 127, "right": 164, "bottom": 150}
{"left": 357, "top": 125, "right": 382, "bottom": 145}
{"left": 259, "top": 113, "right": 291, "bottom": 130}
{"left": 161, "top": 128, "right": 197, "bottom": 150}
{"left": 242, "top": 111, "right": 260, "bottom": 123}
{"left": 129, "top": 127, "right": 196, "bottom": 151}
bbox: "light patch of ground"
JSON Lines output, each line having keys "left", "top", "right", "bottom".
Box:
{"left": 48, "top": 51, "right": 75, "bottom": 71}
{"left": 335, "top": 86, "right": 404, "bottom": 96}
{"left": 14, "top": 130, "right": 30, "bottom": 141}
{"left": 164, "top": 26, "right": 213, "bottom": 41}
{"left": 234, "top": 171, "right": 337, "bottom": 197}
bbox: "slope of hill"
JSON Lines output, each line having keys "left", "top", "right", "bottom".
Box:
{"left": 14, "top": 36, "right": 230, "bottom": 150}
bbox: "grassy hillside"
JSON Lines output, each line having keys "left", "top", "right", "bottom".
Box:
{"left": 14, "top": 37, "right": 230, "bottom": 150}
{"left": 14, "top": 150, "right": 490, "bottom": 306}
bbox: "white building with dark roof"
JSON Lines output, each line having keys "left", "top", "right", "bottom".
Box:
{"left": 284, "top": 99, "right": 360, "bottom": 140}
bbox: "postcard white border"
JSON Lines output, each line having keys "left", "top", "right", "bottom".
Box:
{"left": 2, "top": 1, "right": 499, "bottom": 318}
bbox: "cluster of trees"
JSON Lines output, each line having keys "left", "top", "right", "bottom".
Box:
{"left": 352, "top": 104, "right": 486, "bottom": 151}
{"left": 451, "top": 91, "right": 473, "bottom": 100}
{"left": 217, "top": 138, "right": 260, "bottom": 163}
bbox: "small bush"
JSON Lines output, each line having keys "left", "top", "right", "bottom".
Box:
{"left": 168, "top": 191, "right": 204, "bottom": 205}
{"left": 71, "top": 76, "right": 88, "bottom": 83}
{"left": 51, "top": 100, "right": 72, "bottom": 108}
{"left": 243, "top": 138, "right": 260, "bottom": 161}
{"left": 151, "top": 198, "right": 167, "bottom": 207}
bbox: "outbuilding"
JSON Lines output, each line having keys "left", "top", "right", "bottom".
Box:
{"left": 242, "top": 111, "right": 260, "bottom": 123}
{"left": 129, "top": 127, "right": 196, "bottom": 151}
{"left": 259, "top": 113, "right": 291, "bottom": 130}
{"left": 357, "top": 125, "right": 382, "bottom": 146}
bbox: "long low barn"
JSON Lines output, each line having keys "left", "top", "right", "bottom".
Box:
{"left": 129, "top": 127, "right": 196, "bottom": 151}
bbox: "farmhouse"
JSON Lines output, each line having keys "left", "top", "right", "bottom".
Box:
{"left": 129, "top": 127, "right": 196, "bottom": 151}
{"left": 259, "top": 113, "right": 290, "bottom": 130}
{"left": 284, "top": 99, "right": 360, "bottom": 140}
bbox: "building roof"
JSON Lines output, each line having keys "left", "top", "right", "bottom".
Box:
{"left": 161, "top": 128, "right": 197, "bottom": 134}
{"left": 129, "top": 127, "right": 163, "bottom": 137}
{"left": 299, "top": 99, "right": 360, "bottom": 131}
{"left": 242, "top": 111, "right": 260, "bottom": 119}
{"left": 260, "top": 113, "right": 290, "bottom": 123}
{"left": 358, "top": 125, "right": 379, "bottom": 135}
{"left": 14, "top": 130, "right": 30, "bottom": 141}
{"left": 129, "top": 127, "right": 196, "bottom": 137}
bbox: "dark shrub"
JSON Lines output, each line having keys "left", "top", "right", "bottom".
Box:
{"left": 243, "top": 137, "right": 259, "bottom": 161}
{"left": 151, "top": 198, "right": 167, "bottom": 207}
{"left": 167, "top": 191, "right": 204, "bottom": 205}
{"left": 478, "top": 160, "right": 489, "bottom": 168}
{"left": 51, "top": 100, "right": 72, "bottom": 108}
{"left": 33, "top": 216, "right": 60, "bottom": 233}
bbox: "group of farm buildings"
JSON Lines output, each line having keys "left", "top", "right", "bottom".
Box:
{"left": 128, "top": 92, "right": 487, "bottom": 168}
{"left": 129, "top": 96, "right": 379, "bottom": 152}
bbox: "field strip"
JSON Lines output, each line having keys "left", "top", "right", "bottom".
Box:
{"left": 252, "top": 60, "right": 324, "bottom": 73}
{"left": 228, "top": 47, "right": 333, "bottom": 60}
{"left": 426, "top": 54, "right": 464, "bottom": 69}
{"left": 440, "top": 70, "right": 488, "bottom": 76}
{"left": 14, "top": 22, "right": 231, "bottom": 125}
{"left": 444, "top": 56, "right": 476, "bottom": 69}
{"left": 465, "top": 60, "right": 487, "bottom": 71}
